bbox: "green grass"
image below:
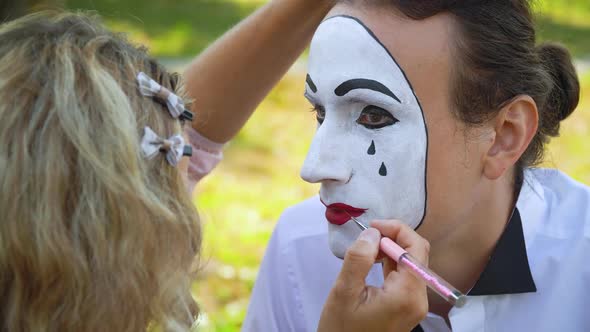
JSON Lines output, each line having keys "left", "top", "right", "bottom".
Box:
{"left": 65, "top": 0, "right": 265, "bottom": 57}
{"left": 536, "top": 0, "right": 590, "bottom": 27}
{"left": 62, "top": 0, "right": 590, "bottom": 58}
{"left": 536, "top": 17, "right": 590, "bottom": 57}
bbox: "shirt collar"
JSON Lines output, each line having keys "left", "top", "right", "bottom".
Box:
{"left": 468, "top": 207, "right": 537, "bottom": 296}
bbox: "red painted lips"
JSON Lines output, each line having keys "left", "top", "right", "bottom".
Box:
{"left": 321, "top": 199, "right": 367, "bottom": 225}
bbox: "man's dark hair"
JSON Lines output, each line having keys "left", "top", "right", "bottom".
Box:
{"left": 341, "top": 0, "right": 580, "bottom": 187}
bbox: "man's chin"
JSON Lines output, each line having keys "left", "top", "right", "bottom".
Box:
{"left": 329, "top": 247, "right": 346, "bottom": 260}
{"left": 327, "top": 222, "right": 362, "bottom": 259}
{"left": 328, "top": 235, "right": 354, "bottom": 260}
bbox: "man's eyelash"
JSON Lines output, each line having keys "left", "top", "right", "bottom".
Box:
{"left": 309, "top": 105, "right": 324, "bottom": 113}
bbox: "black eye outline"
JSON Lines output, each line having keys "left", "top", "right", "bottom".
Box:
{"left": 310, "top": 104, "right": 326, "bottom": 125}
{"left": 356, "top": 105, "right": 399, "bottom": 129}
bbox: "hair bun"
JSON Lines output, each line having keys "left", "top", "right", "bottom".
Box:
{"left": 537, "top": 42, "right": 580, "bottom": 128}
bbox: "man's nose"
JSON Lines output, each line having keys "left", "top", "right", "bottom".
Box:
{"left": 300, "top": 124, "right": 352, "bottom": 184}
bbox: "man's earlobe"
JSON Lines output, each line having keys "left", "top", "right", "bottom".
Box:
{"left": 483, "top": 95, "right": 539, "bottom": 180}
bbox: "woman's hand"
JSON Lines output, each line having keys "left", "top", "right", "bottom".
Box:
{"left": 318, "top": 220, "right": 430, "bottom": 332}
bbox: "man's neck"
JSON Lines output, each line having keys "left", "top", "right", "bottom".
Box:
{"left": 427, "top": 172, "right": 517, "bottom": 318}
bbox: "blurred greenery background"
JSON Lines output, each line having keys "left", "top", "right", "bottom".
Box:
{"left": 3, "top": 0, "right": 589, "bottom": 330}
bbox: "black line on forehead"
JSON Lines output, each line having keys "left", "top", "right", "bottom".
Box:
{"left": 335, "top": 79, "right": 401, "bottom": 103}
{"left": 322, "top": 15, "right": 419, "bottom": 95}
{"left": 306, "top": 74, "right": 318, "bottom": 93}
{"left": 321, "top": 14, "right": 430, "bottom": 230}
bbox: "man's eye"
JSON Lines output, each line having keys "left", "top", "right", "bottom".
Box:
{"left": 356, "top": 105, "right": 398, "bottom": 129}
{"left": 310, "top": 105, "right": 326, "bottom": 124}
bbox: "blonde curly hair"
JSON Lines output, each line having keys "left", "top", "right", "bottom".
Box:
{"left": 0, "top": 11, "right": 201, "bottom": 331}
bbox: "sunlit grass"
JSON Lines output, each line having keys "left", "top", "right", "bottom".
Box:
{"left": 536, "top": 0, "right": 590, "bottom": 28}
{"left": 64, "top": 0, "right": 590, "bottom": 58}
{"left": 66, "top": 0, "right": 263, "bottom": 57}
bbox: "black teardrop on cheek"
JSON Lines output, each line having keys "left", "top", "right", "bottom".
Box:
{"left": 367, "top": 140, "right": 376, "bottom": 155}
{"left": 379, "top": 162, "right": 387, "bottom": 176}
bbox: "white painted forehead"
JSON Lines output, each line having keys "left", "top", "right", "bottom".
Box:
{"left": 308, "top": 16, "right": 417, "bottom": 105}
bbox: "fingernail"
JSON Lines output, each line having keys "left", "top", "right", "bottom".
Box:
{"left": 358, "top": 228, "right": 380, "bottom": 243}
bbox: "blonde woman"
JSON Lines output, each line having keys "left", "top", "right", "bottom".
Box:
{"left": 0, "top": 1, "right": 430, "bottom": 331}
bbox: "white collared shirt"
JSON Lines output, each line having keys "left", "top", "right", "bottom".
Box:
{"left": 242, "top": 169, "right": 590, "bottom": 332}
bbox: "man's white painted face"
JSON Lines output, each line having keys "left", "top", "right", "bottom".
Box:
{"left": 300, "top": 16, "right": 428, "bottom": 259}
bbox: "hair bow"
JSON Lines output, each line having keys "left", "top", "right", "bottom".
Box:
{"left": 140, "top": 126, "right": 193, "bottom": 167}
{"left": 136, "top": 72, "right": 194, "bottom": 121}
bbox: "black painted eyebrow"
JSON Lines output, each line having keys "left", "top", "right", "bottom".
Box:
{"left": 306, "top": 74, "right": 318, "bottom": 93}
{"left": 334, "top": 79, "right": 401, "bottom": 103}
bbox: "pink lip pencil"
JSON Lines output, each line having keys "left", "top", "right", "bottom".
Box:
{"left": 349, "top": 215, "right": 467, "bottom": 308}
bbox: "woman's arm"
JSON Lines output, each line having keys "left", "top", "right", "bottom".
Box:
{"left": 184, "top": 0, "right": 333, "bottom": 143}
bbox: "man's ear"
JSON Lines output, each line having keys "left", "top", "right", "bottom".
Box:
{"left": 483, "top": 95, "right": 539, "bottom": 180}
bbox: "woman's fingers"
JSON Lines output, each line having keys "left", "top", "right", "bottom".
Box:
{"left": 318, "top": 228, "right": 381, "bottom": 332}
{"left": 381, "top": 255, "right": 398, "bottom": 277}
{"left": 335, "top": 228, "right": 381, "bottom": 296}
{"left": 370, "top": 219, "right": 430, "bottom": 302}
{"left": 320, "top": 222, "right": 430, "bottom": 332}
{"left": 370, "top": 219, "right": 430, "bottom": 266}
{"left": 369, "top": 220, "right": 429, "bottom": 325}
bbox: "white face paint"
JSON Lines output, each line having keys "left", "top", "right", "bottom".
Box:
{"left": 300, "top": 16, "right": 428, "bottom": 259}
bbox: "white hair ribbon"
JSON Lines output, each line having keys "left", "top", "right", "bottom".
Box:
{"left": 136, "top": 72, "right": 194, "bottom": 121}
{"left": 140, "top": 126, "right": 192, "bottom": 167}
